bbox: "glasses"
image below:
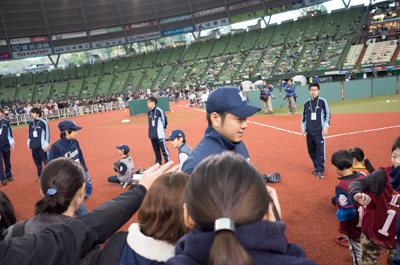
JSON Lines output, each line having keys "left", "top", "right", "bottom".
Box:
{"left": 309, "top": 89, "right": 319, "bottom": 92}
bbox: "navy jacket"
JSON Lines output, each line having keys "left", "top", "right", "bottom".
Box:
{"left": 147, "top": 107, "right": 167, "bottom": 140}
{"left": 285, "top": 84, "right": 295, "bottom": 96}
{"left": 27, "top": 118, "right": 50, "bottom": 150}
{"left": 48, "top": 138, "right": 88, "bottom": 171}
{"left": 181, "top": 126, "right": 250, "bottom": 175}
{"left": 166, "top": 221, "right": 317, "bottom": 265}
{"left": 0, "top": 118, "right": 14, "bottom": 148}
{"left": 301, "top": 96, "right": 330, "bottom": 135}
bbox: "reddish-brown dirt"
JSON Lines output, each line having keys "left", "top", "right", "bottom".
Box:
{"left": 3, "top": 101, "right": 399, "bottom": 264}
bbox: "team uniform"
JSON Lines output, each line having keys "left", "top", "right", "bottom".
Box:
{"left": 108, "top": 155, "right": 135, "bottom": 186}
{"left": 27, "top": 118, "right": 49, "bottom": 179}
{"left": 178, "top": 143, "right": 192, "bottom": 170}
{"left": 336, "top": 172, "right": 365, "bottom": 265}
{"left": 353, "top": 165, "right": 369, "bottom": 176}
{"left": 0, "top": 117, "right": 14, "bottom": 183}
{"left": 349, "top": 166, "right": 400, "bottom": 264}
{"left": 182, "top": 126, "right": 251, "bottom": 175}
{"left": 148, "top": 106, "right": 170, "bottom": 164}
{"left": 301, "top": 95, "right": 330, "bottom": 175}
{"left": 48, "top": 138, "right": 89, "bottom": 216}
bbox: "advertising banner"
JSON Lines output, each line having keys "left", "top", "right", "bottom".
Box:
{"left": 0, "top": 40, "right": 7, "bottom": 46}
{"left": 230, "top": 10, "right": 265, "bottom": 23}
{"left": 89, "top": 26, "right": 123, "bottom": 36}
{"left": 266, "top": 1, "right": 303, "bottom": 15}
{"left": 160, "top": 14, "right": 192, "bottom": 24}
{"left": 10, "top": 36, "right": 49, "bottom": 45}
{"left": 193, "top": 6, "right": 226, "bottom": 18}
{"left": 125, "top": 20, "right": 158, "bottom": 30}
{"left": 51, "top": 31, "right": 87, "bottom": 41}
{"left": 0, "top": 53, "right": 10, "bottom": 60}
{"left": 304, "top": 0, "right": 329, "bottom": 7}
{"left": 54, "top": 43, "right": 90, "bottom": 54}
{"left": 92, "top": 38, "right": 126, "bottom": 48}
{"left": 127, "top": 32, "right": 161, "bottom": 42}
{"left": 161, "top": 26, "right": 194, "bottom": 37}
{"left": 196, "top": 18, "right": 229, "bottom": 30}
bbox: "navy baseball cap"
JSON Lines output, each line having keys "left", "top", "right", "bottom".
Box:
{"left": 58, "top": 120, "right": 82, "bottom": 131}
{"left": 206, "top": 86, "right": 261, "bottom": 118}
{"left": 166, "top": 129, "right": 185, "bottom": 141}
{"left": 116, "top": 144, "right": 130, "bottom": 154}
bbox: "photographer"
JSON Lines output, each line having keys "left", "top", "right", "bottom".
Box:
{"left": 284, "top": 78, "right": 297, "bottom": 114}
{"left": 260, "top": 81, "right": 274, "bottom": 115}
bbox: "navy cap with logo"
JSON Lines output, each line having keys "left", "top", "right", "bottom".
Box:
{"left": 116, "top": 144, "right": 130, "bottom": 154}
{"left": 206, "top": 86, "right": 261, "bottom": 118}
{"left": 166, "top": 129, "right": 185, "bottom": 141}
{"left": 58, "top": 120, "right": 82, "bottom": 131}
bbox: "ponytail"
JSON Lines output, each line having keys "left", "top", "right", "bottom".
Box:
{"left": 363, "top": 157, "right": 375, "bottom": 173}
{"left": 209, "top": 231, "right": 253, "bottom": 265}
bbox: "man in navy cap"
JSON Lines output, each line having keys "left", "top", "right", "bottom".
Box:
{"left": 48, "top": 120, "right": 93, "bottom": 216}
{"left": 108, "top": 144, "right": 135, "bottom": 189}
{"left": 166, "top": 129, "right": 192, "bottom": 170}
{"left": 181, "top": 86, "right": 261, "bottom": 174}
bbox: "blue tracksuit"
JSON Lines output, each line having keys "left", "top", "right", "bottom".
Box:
{"left": 27, "top": 118, "right": 49, "bottom": 177}
{"left": 301, "top": 96, "right": 330, "bottom": 173}
{"left": 0, "top": 118, "right": 14, "bottom": 181}
{"left": 48, "top": 138, "right": 88, "bottom": 216}
{"left": 148, "top": 106, "right": 170, "bottom": 164}
{"left": 182, "top": 126, "right": 250, "bottom": 175}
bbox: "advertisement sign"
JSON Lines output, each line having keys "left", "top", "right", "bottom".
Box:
{"left": 342, "top": 65, "right": 354, "bottom": 70}
{"left": 304, "top": 0, "right": 329, "bottom": 6}
{"left": 361, "top": 67, "right": 373, "bottom": 72}
{"left": 51, "top": 31, "right": 87, "bottom": 41}
{"left": 324, "top": 71, "right": 339, "bottom": 75}
{"left": 229, "top": 0, "right": 261, "bottom": 10}
{"left": 349, "top": 69, "right": 361, "bottom": 73}
{"left": 125, "top": 20, "right": 158, "bottom": 30}
{"left": 385, "top": 65, "right": 396, "bottom": 70}
{"left": 13, "top": 49, "right": 52, "bottom": 59}
{"left": 160, "top": 14, "right": 192, "bottom": 24}
{"left": 0, "top": 53, "right": 10, "bottom": 60}
{"left": 92, "top": 38, "right": 126, "bottom": 48}
{"left": 0, "top": 40, "right": 7, "bottom": 46}
{"left": 89, "top": 26, "right": 123, "bottom": 36}
{"left": 54, "top": 43, "right": 90, "bottom": 54}
{"left": 266, "top": 1, "right": 303, "bottom": 15}
{"left": 193, "top": 6, "right": 226, "bottom": 18}
{"left": 127, "top": 32, "right": 161, "bottom": 42}
{"left": 230, "top": 10, "right": 265, "bottom": 23}
{"left": 11, "top": 41, "right": 51, "bottom": 52}
{"left": 10, "top": 36, "right": 49, "bottom": 45}
{"left": 196, "top": 18, "right": 229, "bottom": 30}
{"left": 161, "top": 26, "right": 194, "bottom": 37}
{"left": 338, "top": 70, "right": 349, "bottom": 74}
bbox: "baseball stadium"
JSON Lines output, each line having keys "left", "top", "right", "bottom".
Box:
{"left": 0, "top": 0, "right": 400, "bottom": 264}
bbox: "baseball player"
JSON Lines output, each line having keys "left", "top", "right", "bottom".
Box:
{"left": 108, "top": 144, "right": 135, "bottom": 189}
{"left": 48, "top": 120, "right": 93, "bottom": 216}
{"left": 27, "top": 107, "right": 49, "bottom": 182}
{"left": 147, "top": 96, "right": 170, "bottom": 165}
{"left": 166, "top": 129, "right": 192, "bottom": 170}
{"left": 301, "top": 82, "right": 331, "bottom": 179}
{"left": 0, "top": 108, "right": 15, "bottom": 186}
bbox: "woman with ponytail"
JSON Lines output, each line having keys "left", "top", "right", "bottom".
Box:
{"left": 166, "top": 152, "right": 317, "bottom": 265}
{"left": 3, "top": 157, "right": 100, "bottom": 265}
{"left": 349, "top": 147, "right": 375, "bottom": 175}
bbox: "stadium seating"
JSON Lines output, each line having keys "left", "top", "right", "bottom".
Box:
{"left": 218, "top": 54, "right": 245, "bottom": 81}
{"left": 168, "top": 46, "right": 185, "bottom": 63}
{"left": 175, "top": 61, "right": 194, "bottom": 87}
{"left": 255, "top": 25, "right": 276, "bottom": 48}
{"left": 182, "top": 42, "right": 201, "bottom": 62}
{"left": 19, "top": 85, "right": 34, "bottom": 102}
{"left": 116, "top": 57, "right": 131, "bottom": 72}
{"left": 102, "top": 59, "right": 118, "bottom": 74}
{"left": 286, "top": 17, "right": 309, "bottom": 44}
{"left": 35, "top": 84, "right": 52, "bottom": 102}
{"left": 321, "top": 9, "right": 345, "bottom": 39}
{"left": 295, "top": 40, "right": 326, "bottom": 72}
{"left": 240, "top": 29, "right": 261, "bottom": 51}
{"left": 19, "top": 73, "right": 33, "bottom": 86}
{"left": 197, "top": 39, "right": 216, "bottom": 59}
{"left": 304, "top": 14, "right": 327, "bottom": 41}
{"left": 254, "top": 46, "right": 284, "bottom": 77}
{"left": 112, "top": 71, "right": 130, "bottom": 94}
{"left": 343, "top": 44, "right": 363, "bottom": 67}
{"left": 48, "top": 69, "right": 63, "bottom": 82}
{"left": 361, "top": 40, "right": 397, "bottom": 65}
{"left": 155, "top": 48, "right": 173, "bottom": 65}
{"left": 210, "top": 34, "right": 231, "bottom": 56}
{"left": 1, "top": 76, "right": 17, "bottom": 88}
{"left": 128, "top": 54, "right": 145, "bottom": 70}
{"left": 69, "top": 79, "right": 84, "bottom": 99}
{"left": 76, "top": 64, "right": 90, "bottom": 78}
{"left": 51, "top": 82, "right": 68, "bottom": 101}
{"left": 317, "top": 39, "right": 348, "bottom": 70}
{"left": 275, "top": 43, "right": 303, "bottom": 74}
{"left": 339, "top": 6, "right": 364, "bottom": 36}
{"left": 224, "top": 31, "right": 246, "bottom": 54}
{"left": 127, "top": 69, "right": 146, "bottom": 92}
{"left": 141, "top": 52, "right": 158, "bottom": 68}
{"left": 83, "top": 76, "right": 100, "bottom": 98}
{"left": 270, "top": 21, "right": 292, "bottom": 47}
{"left": 97, "top": 74, "right": 114, "bottom": 97}
{"left": 64, "top": 66, "right": 77, "bottom": 79}
{"left": 90, "top": 63, "right": 104, "bottom": 76}
{"left": 0, "top": 87, "right": 16, "bottom": 102}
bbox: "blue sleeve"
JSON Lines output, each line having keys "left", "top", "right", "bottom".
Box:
{"left": 7, "top": 124, "right": 14, "bottom": 147}
{"left": 335, "top": 187, "right": 356, "bottom": 222}
{"left": 77, "top": 143, "right": 88, "bottom": 172}
{"left": 321, "top": 99, "right": 331, "bottom": 129}
{"left": 48, "top": 144, "right": 60, "bottom": 162}
{"left": 43, "top": 119, "right": 50, "bottom": 148}
{"left": 119, "top": 162, "right": 127, "bottom": 175}
{"left": 390, "top": 165, "right": 400, "bottom": 191}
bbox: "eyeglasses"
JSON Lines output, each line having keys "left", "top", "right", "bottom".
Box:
{"left": 309, "top": 89, "right": 319, "bottom": 92}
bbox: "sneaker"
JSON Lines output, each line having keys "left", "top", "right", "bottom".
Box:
{"left": 270, "top": 112, "right": 273, "bottom": 115}
{"left": 317, "top": 172, "right": 324, "bottom": 179}
{"left": 7, "top": 177, "right": 13, "bottom": 182}
{"left": 311, "top": 169, "right": 317, "bottom": 174}
{"left": 337, "top": 236, "right": 349, "bottom": 247}
{"left": 35, "top": 177, "right": 41, "bottom": 182}
{"left": 121, "top": 182, "right": 129, "bottom": 189}
{"left": 1, "top": 180, "right": 6, "bottom": 186}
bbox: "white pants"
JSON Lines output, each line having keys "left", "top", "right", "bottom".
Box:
{"left": 348, "top": 237, "right": 361, "bottom": 265}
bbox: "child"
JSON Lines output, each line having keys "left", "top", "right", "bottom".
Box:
{"left": 349, "top": 136, "right": 400, "bottom": 265}
{"left": 48, "top": 120, "right": 93, "bottom": 216}
{"left": 108, "top": 145, "right": 135, "bottom": 189}
{"left": 349, "top": 147, "right": 375, "bottom": 176}
{"left": 332, "top": 150, "right": 365, "bottom": 265}
{"left": 166, "top": 129, "right": 192, "bottom": 170}
{"left": 0, "top": 108, "right": 15, "bottom": 186}
{"left": 167, "top": 152, "right": 317, "bottom": 265}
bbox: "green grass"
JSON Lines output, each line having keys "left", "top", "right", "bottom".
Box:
{"left": 255, "top": 94, "right": 400, "bottom": 115}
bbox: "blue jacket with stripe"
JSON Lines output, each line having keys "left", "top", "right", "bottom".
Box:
{"left": 0, "top": 118, "right": 14, "bottom": 147}
{"left": 147, "top": 107, "right": 167, "bottom": 140}
{"left": 27, "top": 118, "right": 49, "bottom": 150}
{"left": 301, "top": 96, "right": 330, "bottom": 135}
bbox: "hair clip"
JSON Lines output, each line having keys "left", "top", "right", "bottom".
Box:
{"left": 46, "top": 187, "right": 57, "bottom": 196}
{"left": 214, "top": 218, "right": 235, "bottom": 233}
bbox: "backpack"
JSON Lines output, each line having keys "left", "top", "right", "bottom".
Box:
{"left": 11, "top": 220, "right": 28, "bottom": 238}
